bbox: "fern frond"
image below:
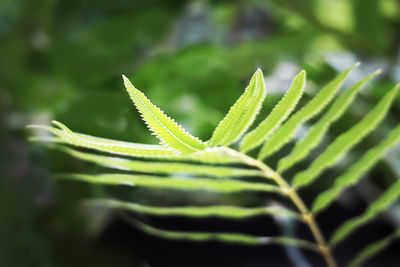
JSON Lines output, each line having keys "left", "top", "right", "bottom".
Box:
{"left": 258, "top": 63, "right": 359, "bottom": 160}
{"left": 86, "top": 199, "right": 302, "bottom": 221}
{"left": 125, "top": 217, "right": 320, "bottom": 251}
{"left": 240, "top": 70, "right": 305, "bottom": 153}
{"left": 330, "top": 180, "right": 400, "bottom": 246}
{"left": 292, "top": 84, "right": 399, "bottom": 188}
{"left": 122, "top": 75, "right": 207, "bottom": 154}
{"left": 312, "top": 124, "right": 400, "bottom": 213}
{"left": 209, "top": 69, "right": 266, "bottom": 147}
{"left": 54, "top": 145, "right": 263, "bottom": 178}
{"left": 58, "top": 173, "right": 283, "bottom": 194}
{"left": 348, "top": 229, "right": 400, "bottom": 267}
{"left": 28, "top": 122, "right": 240, "bottom": 164}
{"left": 278, "top": 70, "right": 380, "bottom": 173}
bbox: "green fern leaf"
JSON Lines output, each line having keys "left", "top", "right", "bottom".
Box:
{"left": 312, "top": 124, "right": 400, "bottom": 213}
{"left": 348, "top": 229, "right": 400, "bottom": 267}
{"left": 240, "top": 70, "right": 305, "bottom": 153}
{"left": 54, "top": 145, "right": 263, "bottom": 178}
{"left": 125, "top": 217, "right": 319, "bottom": 251}
{"left": 86, "top": 199, "right": 302, "bottom": 221}
{"left": 330, "top": 180, "right": 400, "bottom": 246}
{"left": 209, "top": 69, "right": 266, "bottom": 147}
{"left": 278, "top": 70, "right": 380, "bottom": 173}
{"left": 292, "top": 84, "right": 399, "bottom": 188}
{"left": 30, "top": 122, "right": 177, "bottom": 157}
{"left": 28, "top": 122, "right": 240, "bottom": 164}
{"left": 123, "top": 75, "right": 206, "bottom": 154}
{"left": 258, "top": 63, "right": 358, "bottom": 160}
{"left": 59, "top": 173, "right": 283, "bottom": 194}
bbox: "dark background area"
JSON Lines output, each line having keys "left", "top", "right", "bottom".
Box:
{"left": 1, "top": 0, "right": 400, "bottom": 266}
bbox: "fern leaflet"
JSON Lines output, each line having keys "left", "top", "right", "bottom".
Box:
{"left": 278, "top": 70, "right": 380, "bottom": 173}
{"left": 54, "top": 145, "right": 263, "bottom": 178}
{"left": 124, "top": 217, "right": 320, "bottom": 251}
{"left": 28, "top": 122, "right": 239, "bottom": 164}
{"left": 209, "top": 69, "right": 266, "bottom": 147}
{"left": 86, "top": 199, "right": 302, "bottom": 220}
{"left": 330, "top": 180, "right": 400, "bottom": 246}
{"left": 123, "top": 75, "right": 207, "bottom": 154}
{"left": 240, "top": 70, "right": 305, "bottom": 153}
{"left": 312, "top": 123, "right": 400, "bottom": 213}
{"left": 59, "top": 173, "right": 283, "bottom": 194}
{"left": 348, "top": 229, "right": 400, "bottom": 267}
{"left": 258, "top": 63, "right": 359, "bottom": 160}
{"left": 292, "top": 84, "right": 399, "bottom": 188}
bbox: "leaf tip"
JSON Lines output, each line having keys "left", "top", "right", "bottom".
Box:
{"left": 51, "top": 120, "right": 63, "bottom": 128}
{"left": 373, "top": 69, "right": 382, "bottom": 75}
{"left": 298, "top": 69, "right": 306, "bottom": 79}
{"left": 121, "top": 74, "right": 131, "bottom": 86}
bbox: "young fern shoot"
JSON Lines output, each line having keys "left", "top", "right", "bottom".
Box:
{"left": 30, "top": 65, "right": 400, "bottom": 267}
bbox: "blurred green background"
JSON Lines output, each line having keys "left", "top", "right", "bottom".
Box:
{"left": 1, "top": 0, "right": 400, "bottom": 266}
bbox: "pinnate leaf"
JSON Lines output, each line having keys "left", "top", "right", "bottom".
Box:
{"left": 54, "top": 145, "right": 262, "bottom": 178}
{"left": 348, "top": 229, "right": 400, "bottom": 267}
{"left": 292, "top": 84, "right": 399, "bottom": 188}
{"left": 125, "top": 217, "right": 319, "bottom": 251}
{"left": 123, "top": 75, "right": 207, "bottom": 154}
{"left": 87, "top": 199, "right": 302, "bottom": 220}
{"left": 278, "top": 71, "right": 380, "bottom": 173}
{"left": 312, "top": 123, "right": 400, "bottom": 213}
{"left": 330, "top": 180, "right": 400, "bottom": 246}
{"left": 209, "top": 69, "right": 266, "bottom": 147}
{"left": 28, "top": 122, "right": 240, "bottom": 164}
{"left": 59, "top": 173, "right": 282, "bottom": 194}
{"left": 258, "top": 63, "right": 358, "bottom": 160}
{"left": 240, "top": 70, "right": 305, "bottom": 153}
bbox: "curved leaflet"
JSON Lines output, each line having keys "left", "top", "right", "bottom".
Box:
{"left": 209, "top": 69, "right": 266, "bottom": 147}
{"left": 59, "top": 173, "right": 283, "bottom": 194}
{"left": 258, "top": 63, "right": 359, "bottom": 160}
{"left": 312, "top": 123, "right": 400, "bottom": 213}
{"left": 241, "top": 70, "right": 305, "bottom": 153}
{"left": 330, "top": 180, "right": 400, "bottom": 246}
{"left": 278, "top": 71, "right": 380, "bottom": 173}
{"left": 292, "top": 84, "right": 399, "bottom": 188}
{"left": 123, "top": 75, "right": 206, "bottom": 154}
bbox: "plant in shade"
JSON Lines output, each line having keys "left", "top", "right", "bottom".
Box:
{"left": 29, "top": 63, "right": 400, "bottom": 267}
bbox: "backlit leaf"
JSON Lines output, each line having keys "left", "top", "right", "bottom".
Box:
{"left": 258, "top": 63, "right": 358, "bottom": 160}
{"left": 28, "top": 122, "right": 240, "bottom": 164}
{"left": 312, "top": 124, "right": 400, "bottom": 213}
{"left": 58, "top": 173, "right": 283, "bottom": 194}
{"left": 123, "top": 75, "right": 207, "bottom": 154}
{"left": 278, "top": 70, "right": 380, "bottom": 173}
{"left": 54, "top": 145, "right": 262, "bottom": 178}
{"left": 292, "top": 84, "right": 399, "bottom": 188}
{"left": 87, "top": 199, "right": 302, "bottom": 220}
{"left": 209, "top": 69, "right": 266, "bottom": 147}
{"left": 241, "top": 70, "right": 305, "bottom": 153}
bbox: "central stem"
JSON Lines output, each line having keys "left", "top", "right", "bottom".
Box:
{"left": 224, "top": 148, "right": 338, "bottom": 267}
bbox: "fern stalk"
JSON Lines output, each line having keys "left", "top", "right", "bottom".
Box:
{"left": 221, "top": 147, "right": 338, "bottom": 267}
